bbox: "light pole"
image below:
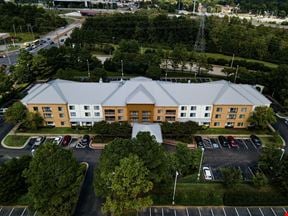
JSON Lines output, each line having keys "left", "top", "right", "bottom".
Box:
{"left": 87, "top": 59, "right": 90, "bottom": 79}
{"left": 230, "top": 53, "right": 235, "bottom": 68}
{"left": 280, "top": 148, "right": 285, "bottom": 161}
{"left": 197, "top": 147, "right": 205, "bottom": 181}
{"left": 121, "top": 60, "right": 124, "bottom": 78}
{"left": 172, "top": 171, "right": 179, "bottom": 205}
{"left": 234, "top": 65, "right": 239, "bottom": 83}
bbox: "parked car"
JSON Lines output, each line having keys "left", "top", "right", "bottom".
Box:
{"left": 218, "top": 135, "right": 229, "bottom": 147}
{"left": 194, "top": 136, "right": 203, "bottom": 147}
{"left": 0, "top": 54, "right": 6, "bottom": 58}
{"left": 34, "top": 136, "right": 45, "bottom": 146}
{"left": 203, "top": 166, "right": 212, "bottom": 180}
{"left": 210, "top": 139, "right": 219, "bottom": 148}
{"left": 227, "top": 136, "right": 238, "bottom": 148}
{"left": 53, "top": 136, "right": 63, "bottom": 145}
{"left": 62, "top": 135, "right": 72, "bottom": 146}
{"left": 250, "top": 135, "right": 262, "bottom": 147}
{"left": 80, "top": 135, "right": 90, "bottom": 145}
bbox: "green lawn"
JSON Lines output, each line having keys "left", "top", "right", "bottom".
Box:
{"left": 260, "top": 135, "right": 284, "bottom": 148}
{"left": 17, "top": 127, "right": 91, "bottom": 134}
{"left": 205, "top": 52, "right": 278, "bottom": 68}
{"left": 197, "top": 127, "right": 271, "bottom": 135}
{"left": 10, "top": 32, "right": 39, "bottom": 43}
{"left": 4, "top": 135, "right": 30, "bottom": 147}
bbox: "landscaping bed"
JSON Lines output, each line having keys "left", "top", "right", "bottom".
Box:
{"left": 197, "top": 127, "right": 272, "bottom": 135}
{"left": 3, "top": 135, "right": 29, "bottom": 147}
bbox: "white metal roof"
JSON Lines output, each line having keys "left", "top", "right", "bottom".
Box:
{"left": 132, "top": 123, "right": 163, "bottom": 143}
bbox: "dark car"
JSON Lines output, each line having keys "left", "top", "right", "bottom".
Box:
{"left": 80, "top": 135, "right": 90, "bottom": 145}
{"left": 218, "top": 135, "right": 228, "bottom": 147}
{"left": 194, "top": 136, "right": 203, "bottom": 147}
{"left": 227, "top": 136, "right": 238, "bottom": 148}
{"left": 62, "top": 135, "right": 72, "bottom": 146}
{"left": 250, "top": 135, "right": 262, "bottom": 146}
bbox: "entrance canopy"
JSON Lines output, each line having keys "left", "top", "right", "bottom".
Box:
{"left": 132, "top": 123, "right": 163, "bottom": 143}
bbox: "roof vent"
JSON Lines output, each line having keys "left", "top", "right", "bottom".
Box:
{"left": 99, "top": 78, "right": 103, "bottom": 83}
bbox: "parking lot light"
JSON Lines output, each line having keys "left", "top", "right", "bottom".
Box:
{"left": 197, "top": 147, "right": 205, "bottom": 181}
{"left": 172, "top": 171, "right": 179, "bottom": 205}
{"left": 280, "top": 148, "right": 285, "bottom": 161}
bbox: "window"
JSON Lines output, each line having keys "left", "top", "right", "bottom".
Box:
{"left": 158, "top": 109, "right": 163, "bottom": 114}
{"left": 33, "top": 107, "right": 38, "bottom": 111}
{"left": 130, "top": 111, "right": 138, "bottom": 117}
{"left": 118, "top": 109, "right": 124, "bottom": 114}
{"left": 165, "top": 116, "right": 176, "bottom": 121}
{"left": 118, "top": 116, "right": 124, "bottom": 121}
{"left": 142, "top": 111, "right": 151, "bottom": 117}
{"left": 204, "top": 113, "right": 210, "bottom": 117}
{"left": 157, "top": 116, "right": 161, "bottom": 121}
{"left": 70, "top": 112, "right": 76, "bottom": 117}
{"left": 106, "top": 116, "right": 115, "bottom": 121}
{"left": 94, "top": 105, "right": 100, "bottom": 110}
{"left": 166, "top": 110, "right": 176, "bottom": 115}
{"left": 46, "top": 121, "right": 54, "bottom": 126}
{"left": 241, "top": 108, "right": 247, "bottom": 112}
{"left": 85, "top": 112, "right": 91, "bottom": 117}
{"left": 180, "top": 113, "right": 186, "bottom": 117}
{"left": 61, "top": 122, "right": 65, "bottom": 126}
{"left": 205, "top": 106, "right": 211, "bottom": 111}
{"left": 216, "top": 107, "right": 223, "bottom": 112}
{"left": 69, "top": 105, "right": 75, "bottom": 110}
{"left": 59, "top": 113, "right": 64, "bottom": 118}
{"left": 105, "top": 109, "right": 115, "bottom": 115}
{"left": 229, "top": 108, "right": 238, "bottom": 113}
{"left": 215, "top": 114, "right": 221, "bottom": 119}
{"left": 181, "top": 106, "right": 187, "bottom": 111}
{"left": 44, "top": 113, "right": 52, "bottom": 118}
{"left": 58, "top": 107, "right": 63, "bottom": 112}
{"left": 130, "top": 117, "right": 138, "bottom": 122}
{"left": 42, "top": 107, "right": 51, "bottom": 112}
{"left": 214, "top": 122, "right": 220, "bottom": 126}
{"left": 190, "top": 106, "right": 197, "bottom": 111}
{"left": 237, "top": 122, "right": 244, "bottom": 127}
{"left": 142, "top": 117, "right": 150, "bottom": 122}
{"left": 71, "top": 122, "right": 80, "bottom": 126}
{"left": 190, "top": 113, "right": 196, "bottom": 117}
{"left": 226, "top": 122, "right": 234, "bottom": 127}
{"left": 84, "top": 105, "right": 90, "bottom": 110}
{"left": 227, "top": 114, "right": 237, "bottom": 119}
{"left": 239, "top": 114, "right": 245, "bottom": 119}
{"left": 94, "top": 112, "right": 100, "bottom": 117}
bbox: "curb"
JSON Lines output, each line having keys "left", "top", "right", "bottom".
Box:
{"left": 1, "top": 133, "right": 31, "bottom": 149}
{"left": 276, "top": 113, "right": 288, "bottom": 119}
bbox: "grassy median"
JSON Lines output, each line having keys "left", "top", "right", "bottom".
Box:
{"left": 3, "top": 135, "right": 29, "bottom": 147}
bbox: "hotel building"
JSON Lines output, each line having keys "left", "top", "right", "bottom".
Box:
{"left": 21, "top": 77, "right": 271, "bottom": 128}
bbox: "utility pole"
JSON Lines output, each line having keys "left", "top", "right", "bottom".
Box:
{"left": 121, "top": 60, "right": 124, "bottom": 78}
{"left": 172, "top": 171, "right": 179, "bottom": 205}
{"left": 234, "top": 65, "right": 239, "bottom": 83}
{"left": 87, "top": 59, "right": 90, "bottom": 79}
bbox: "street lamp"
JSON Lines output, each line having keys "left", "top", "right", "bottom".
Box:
{"left": 172, "top": 171, "right": 179, "bottom": 205}
{"left": 197, "top": 147, "right": 205, "bottom": 181}
{"left": 280, "top": 148, "right": 285, "bottom": 161}
{"left": 121, "top": 60, "right": 124, "bottom": 78}
{"left": 87, "top": 59, "right": 90, "bottom": 79}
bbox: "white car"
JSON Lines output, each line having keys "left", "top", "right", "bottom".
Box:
{"left": 203, "top": 166, "right": 213, "bottom": 180}
{"left": 34, "top": 136, "right": 45, "bottom": 146}
{"left": 53, "top": 136, "right": 63, "bottom": 145}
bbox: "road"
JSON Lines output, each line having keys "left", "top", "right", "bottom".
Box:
{"left": 0, "top": 20, "right": 82, "bottom": 66}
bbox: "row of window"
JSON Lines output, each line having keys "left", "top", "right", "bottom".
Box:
{"left": 69, "top": 105, "right": 100, "bottom": 111}
{"left": 46, "top": 121, "right": 66, "bottom": 126}
{"left": 215, "top": 114, "right": 246, "bottom": 119}
{"left": 34, "top": 106, "right": 64, "bottom": 112}
{"left": 213, "top": 122, "right": 244, "bottom": 127}
{"left": 181, "top": 106, "right": 211, "bottom": 111}
{"left": 104, "top": 109, "right": 124, "bottom": 115}
{"left": 216, "top": 107, "right": 248, "bottom": 113}
{"left": 180, "top": 112, "right": 210, "bottom": 118}
{"left": 70, "top": 112, "right": 100, "bottom": 117}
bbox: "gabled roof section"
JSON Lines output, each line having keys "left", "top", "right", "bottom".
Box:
{"left": 132, "top": 123, "right": 163, "bottom": 143}
{"left": 126, "top": 84, "right": 156, "bottom": 104}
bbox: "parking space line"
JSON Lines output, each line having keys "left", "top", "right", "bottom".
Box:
{"left": 250, "top": 140, "right": 258, "bottom": 150}
{"left": 270, "top": 208, "right": 277, "bottom": 216}
{"left": 211, "top": 208, "right": 214, "bottom": 216}
{"left": 210, "top": 166, "right": 215, "bottom": 180}
{"left": 247, "top": 208, "right": 252, "bottom": 216}
{"left": 8, "top": 208, "right": 14, "bottom": 216}
{"left": 174, "top": 209, "right": 177, "bottom": 216}
{"left": 222, "top": 208, "right": 227, "bottom": 216}
{"left": 33, "top": 211, "right": 37, "bottom": 216}
{"left": 162, "top": 208, "right": 164, "bottom": 216}
{"left": 259, "top": 208, "right": 265, "bottom": 216}
{"left": 20, "top": 208, "right": 27, "bottom": 216}
{"left": 241, "top": 139, "right": 248, "bottom": 149}
{"left": 235, "top": 208, "right": 239, "bottom": 216}
{"left": 282, "top": 207, "right": 287, "bottom": 213}
{"left": 248, "top": 167, "right": 255, "bottom": 176}
{"left": 198, "top": 207, "right": 202, "bottom": 216}
{"left": 0, "top": 208, "right": 2, "bottom": 213}
{"left": 186, "top": 208, "right": 190, "bottom": 216}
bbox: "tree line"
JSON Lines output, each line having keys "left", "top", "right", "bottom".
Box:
{"left": 0, "top": 1, "right": 66, "bottom": 33}
{"left": 68, "top": 13, "right": 288, "bottom": 64}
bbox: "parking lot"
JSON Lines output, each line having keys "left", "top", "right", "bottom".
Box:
{"left": 139, "top": 207, "right": 288, "bottom": 216}
{"left": 199, "top": 136, "right": 262, "bottom": 182}
{"left": 0, "top": 207, "right": 36, "bottom": 216}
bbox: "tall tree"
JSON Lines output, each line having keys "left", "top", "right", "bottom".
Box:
{"left": 12, "top": 50, "right": 33, "bottom": 83}
{"left": 4, "top": 102, "right": 27, "bottom": 124}
{"left": 23, "top": 144, "right": 84, "bottom": 216}
{"left": 248, "top": 106, "right": 276, "bottom": 129}
{"left": 102, "top": 155, "right": 153, "bottom": 216}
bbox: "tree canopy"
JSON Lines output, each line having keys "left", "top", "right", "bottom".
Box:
{"left": 248, "top": 106, "right": 276, "bottom": 129}
{"left": 4, "top": 102, "right": 27, "bottom": 124}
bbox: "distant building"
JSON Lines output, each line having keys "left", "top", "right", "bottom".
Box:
{"left": 21, "top": 77, "right": 271, "bottom": 128}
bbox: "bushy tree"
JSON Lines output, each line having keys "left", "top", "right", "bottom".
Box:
{"left": 102, "top": 155, "right": 153, "bottom": 216}
{"left": 4, "top": 102, "right": 27, "bottom": 124}
{"left": 252, "top": 172, "right": 268, "bottom": 188}
{"left": 22, "top": 112, "right": 44, "bottom": 130}
{"left": 0, "top": 156, "right": 31, "bottom": 204}
{"left": 220, "top": 167, "right": 242, "bottom": 188}
{"left": 118, "top": 39, "right": 140, "bottom": 54}
{"left": 248, "top": 106, "right": 276, "bottom": 129}
{"left": 23, "top": 144, "right": 84, "bottom": 216}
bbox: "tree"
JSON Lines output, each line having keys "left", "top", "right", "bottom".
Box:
{"left": 252, "top": 172, "right": 268, "bottom": 188}
{"left": 0, "top": 156, "right": 31, "bottom": 203}
{"left": 248, "top": 106, "right": 276, "bottom": 129}
{"left": 220, "top": 167, "right": 242, "bottom": 188}
{"left": 23, "top": 144, "right": 84, "bottom": 216}
{"left": 31, "top": 54, "right": 53, "bottom": 78}
{"left": 0, "top": 72, "right": 13, "bottom": 94}
{"left": 195, "top": 54, "right": 212, "bottom": 75}
{"left": 102, "top": 155, "right": 153, "bottom": 216}
{"left": 174, "top": 143, "right": 195, "bottom": 175}
{"left": 12, "top": 50, "right": 33, "bottom": 83}
{"left": 22, "top": 112, "right": 44, "bottom": 130}
{"left": 146, "top": 65, "right": 162, "bottom": 79}
{"left": 118, "top": 40, "right": 140, "bottom": 54}
{"left": 4, "top": 102, "right": 27, "bottom": 124}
